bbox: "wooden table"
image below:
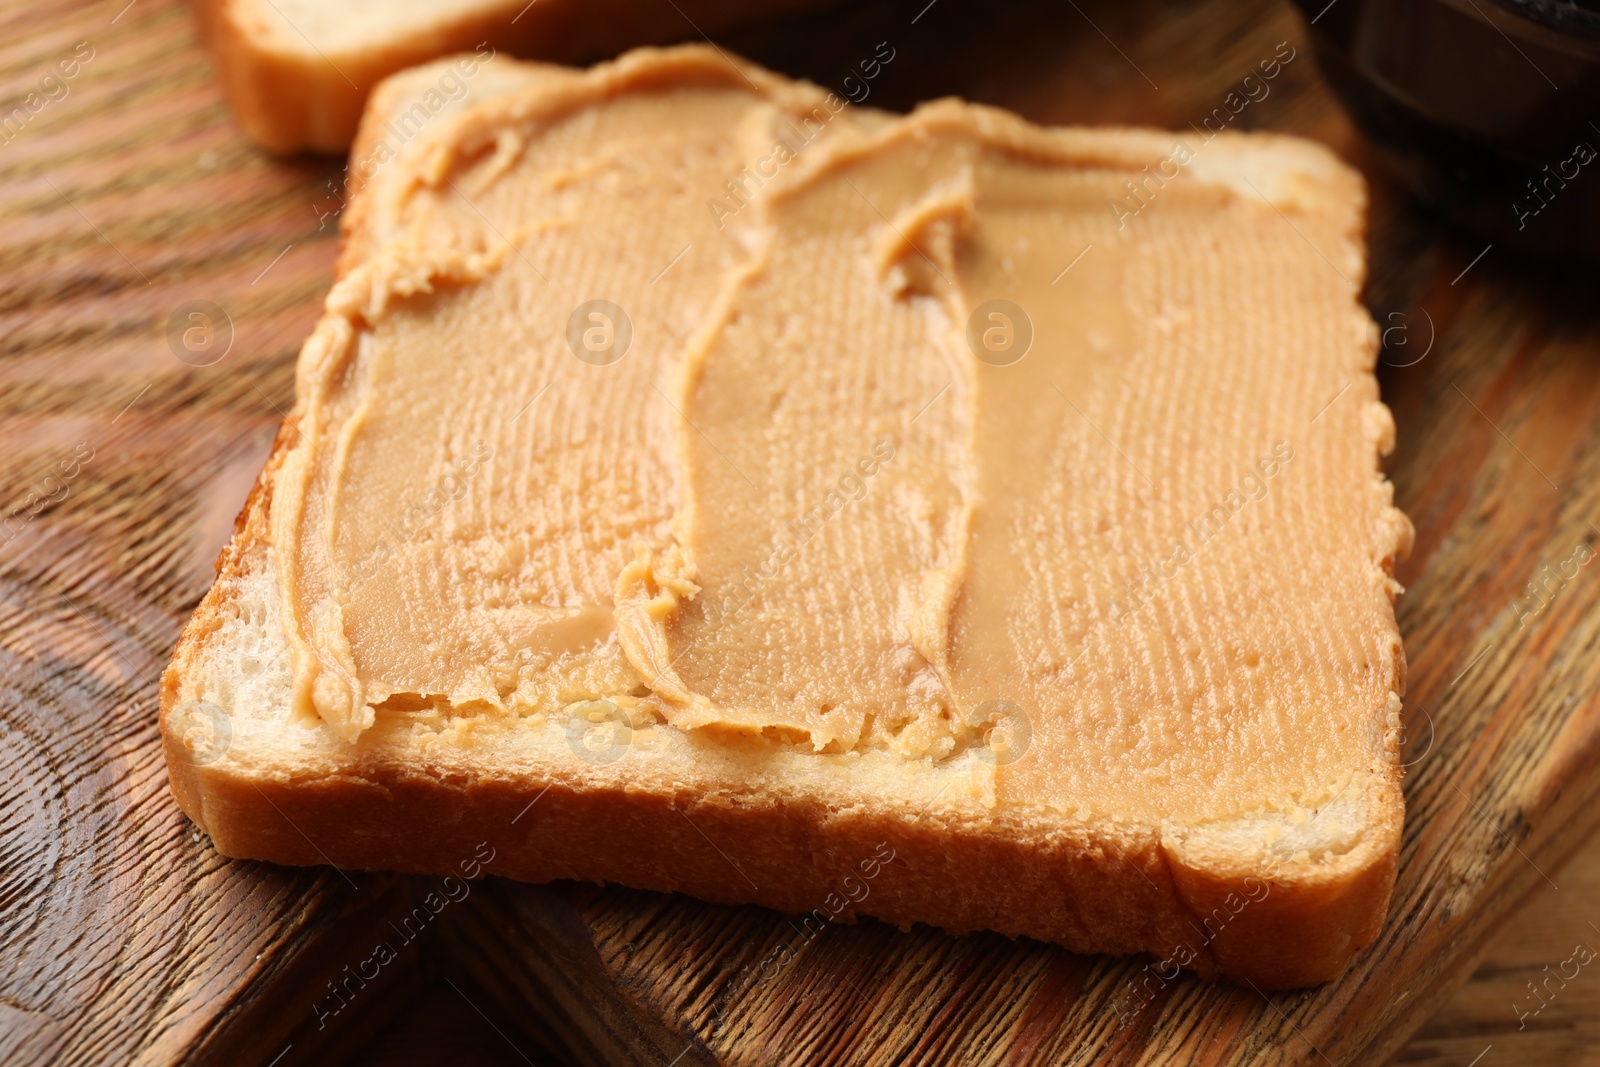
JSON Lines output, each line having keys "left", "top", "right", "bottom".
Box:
{"left": 346, "top": 835, "right": 1600, "bottom": 1065}
{"left": 5, "top": 0, "right": 1600, "bottom": 1063}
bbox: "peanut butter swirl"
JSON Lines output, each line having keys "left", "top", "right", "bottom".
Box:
{"left": 268, "top": 47, "right": 1410, "bottom": 826}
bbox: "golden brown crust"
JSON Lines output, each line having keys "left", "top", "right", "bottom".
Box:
{"left": 159, "top": 408, "right": 293, "bottom": 823}
{"left": 161, "top": 711, "right": 1391, "bottom": 991}
{"left": 160, "top": 668, "right": 1399, "bottom": 990}
{"left": 162, "top": 50, "right": 1408, "bottom": 990}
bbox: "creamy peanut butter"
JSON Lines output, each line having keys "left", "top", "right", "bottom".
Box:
{"left": 270, "top": 48, "right": 1409, "bottom": 826}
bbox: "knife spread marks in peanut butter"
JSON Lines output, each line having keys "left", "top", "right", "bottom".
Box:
{"left": 270, "top": 48, "right": 1410, "bottom": 825}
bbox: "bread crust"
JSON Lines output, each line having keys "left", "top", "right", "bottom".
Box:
{"left": 162, "top": 51, "right": 1408, "bottom": 991}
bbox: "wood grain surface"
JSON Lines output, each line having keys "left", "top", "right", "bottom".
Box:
{"left": 349, "top": 835, "right": 1600, "bottom": 1066}
{"left": 3, "top": 0, "right": 1600, "bottom": 1064}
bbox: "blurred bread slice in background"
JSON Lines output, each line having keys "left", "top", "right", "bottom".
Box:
{"left": 193, "top": 0, "right": 840, "bottom": 152}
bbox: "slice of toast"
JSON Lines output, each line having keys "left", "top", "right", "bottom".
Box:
{"left": 161, "top": 46, "right": 1413, "bottom": 990}
{"left": 194, "top": 0, "right": 840, "bottom": 153}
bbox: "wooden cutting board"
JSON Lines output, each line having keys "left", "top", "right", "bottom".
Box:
{"left": 5, "top": 0, "right": 1600, "bottom": 1064}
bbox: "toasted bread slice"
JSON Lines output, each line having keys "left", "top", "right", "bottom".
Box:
{"left": 161, "top": 47, "right": 1412, "bottom": 990}
{"left": 194, "top": 0, "right": 840, "bottom": 153}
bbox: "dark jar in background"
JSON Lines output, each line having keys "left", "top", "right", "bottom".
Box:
{"left": 1294, "top": 0, "right": 1600, "bottom": 259}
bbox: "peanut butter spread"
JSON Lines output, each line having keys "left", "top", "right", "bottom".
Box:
{"left": 270, "top": 48, "right": 1410, "bottom": 825}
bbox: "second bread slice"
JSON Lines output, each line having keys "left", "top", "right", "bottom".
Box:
{"left": 196, "top": 0, "right": 843, "bottom": 152}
